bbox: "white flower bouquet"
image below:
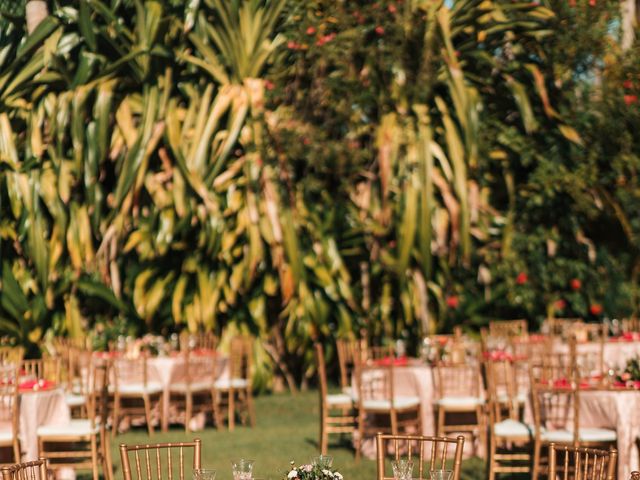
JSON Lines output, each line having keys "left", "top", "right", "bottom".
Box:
{"left": 285, "top": 462, "right": 343, "bottom": 480}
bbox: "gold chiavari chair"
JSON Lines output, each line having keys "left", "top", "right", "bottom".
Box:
{"left": 19, "top": 357, "right": 61, "bottom": 385}
{"left": 0, "top": 347, "right": 24, "bottom": 366}
{"left": 548, "top": 443, "right": 617, "bottom": 480}
{"left": 375, "top": 433, "right": 465, "bottom": 480}
{"left": 484, "top": 359, "right": 533, "bottom": 480}
{"left": 529, "top": 362, "right": 617, "bottom": 479}
{"left": 336, "top": 337, "right": 368, "bottom": 396}
{"left": 179, "top": 331, "right": 217, "bottom": 352}
{"left": 119, "top": 439, "right": 201, "bottom": 480}
{"left": 111, "top": 355, "right": 164, "bottom": 436}
{"left": 314, "top": 343, "right": 357, "bottom": 455}
{"left": 0, "top": 365, "right": 20, "bottom": 466}
{"left": 37, "top": 362, "right": 113, "bottom": 480}
{"left": 355, "top": 346, "right": 422, "bottom": 461}
{"left": 430, "top": 327, "right": 468, "bottom": 364}
{"left": 488, "top": 320, "right": 528, "bottom": 339}
{"left": 0, "top": 457, "right": 48, "bottom": 480}
{"left": 433, "top": 360, "right": 485, "bottom": 455}
{"left": 168, "top": 350, "right": 222, "bottom": 433}
{"left": 544, "top": 318, "right": 583, "bottom": 339}
{"left": 214, "top": 335, "right": 255, "bottom": 431}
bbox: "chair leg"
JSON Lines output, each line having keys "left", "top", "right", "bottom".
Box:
{"left": 142, "top": 394, "right": 154, "bottom": 436}
{"left": 532, "top": 440, "right": 541, "bottom": 480}
{"left": 488, "top": 431, "right": 496, "bottom": 480}
{"left": 390, "top": 410, "right": 398, "bottom": 436}
{"left": 355, "top": 412, "right": 363, "bottom": 463}
{"left": 320, "top": 413, "right": 328, "bottom": 455}
{"left": 246, "top": 388, "right": 256, "bottom": 427}
{"left": 437, "top": 407, "right": 444, "bottom": 437}
{"left": 102, "top": 431, "right": 114, "bottom": 480}
{"left": 228, "top": 388, "right": 235, "bottom": 431}
{"left": 211, "top": 390, "right": 223, "bottom": 429}
{"left": 112, "top": 396, "right": 120, "bottom": 435}
{"left": 91, "top": 435, "right": 100, "bottom": 480}
{"left": 185, "top": 392, "right": 193, "bottom": 434}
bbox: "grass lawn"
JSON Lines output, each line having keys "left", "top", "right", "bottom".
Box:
{"left": 109, "top": 390, "right": 486, "bottom": 480}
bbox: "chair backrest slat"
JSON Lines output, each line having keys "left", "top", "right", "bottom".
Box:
{"left": 376, "top": 433, "right": 465, "bottom": 480}
{"left": 1, "top": 458, "right": 48, "bottom": 480}
{"left": 549, "top": 443, "right": 616, "bottom": 480}
{"left": 120, "top": 440, "right": 202, "bottom": 480}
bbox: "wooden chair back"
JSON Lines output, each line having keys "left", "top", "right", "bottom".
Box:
{"left": 20, "top": 357, "right": 61, "bottom": 383}
{"left": 355, "top": 346, "right": 396, "bottom": 406}
{"left": 119, "top": 439, "right": 202, "bottom": 480}
{"left": 0, "top": 364, "right": 19, "bottom": 460}
{"left": 375, "top": 433, "right": 465, "bottom": 480}
{"left": 530, "top": 362, "right": 579, "bottom": 445}
{"left": 545, "top": 318, "right": 583, "bottom": 339}
{"left": 433, "top": 361, "right": 482, "bottom": 399}
{"left": 336, "top": 338, "right": 368, "bottom": 391}
{"left": 484, "top": 359, "right": 520, "bottom": 423}
{"left": 0, "top": 458, "right": 48, "bottom": 480}
{"left": 0, "top": 347, "right": 24, "bottom": 366}
{"left": 229, "top": 336, "right": 252, "bottom": 381}
{"left": 488, "top": 320, "right": 528, "bottom": 339}
{"left": 548, "top": 443, "right": 616, "bottom": 480}
{"left": 182, "top": 351, "right": 218, "bottom": 391}
{"left": 180, "top": 332, "right": 217, "bottom": 352}
{"left": 112, "top": 355, "right": 150, "bottom": 388}
{"left": 314, "top": 343, "right": 330, "bottom": 407}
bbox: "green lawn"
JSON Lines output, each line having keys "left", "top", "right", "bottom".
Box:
{"left": 109, "top": 390, "right": 486, "bottom": 480}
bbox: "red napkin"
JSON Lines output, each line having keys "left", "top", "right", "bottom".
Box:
{"left": 193, "top": 348, "right": 216, "bottom": 356}
{"left": 553, "top": 378, "right": 572, "bottom": 389}
{"left": 19, "top": 379, "right": 55, "bottom": 391}
{"left": 483, "top": 350, "right": 513, "bottom": 362}
{"left": 613, "top": 381, "right": 627, "bottom": 388}
{"left": 374, "top": 356, "right": 408, "bottom": 366}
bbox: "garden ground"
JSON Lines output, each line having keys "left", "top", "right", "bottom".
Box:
{"left": 108, "top": 390, "right": 486, "bottom": 480}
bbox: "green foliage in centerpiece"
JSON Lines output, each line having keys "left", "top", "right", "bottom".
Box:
{"left": 285, "top": 461, "right": 343, "bottom": 480}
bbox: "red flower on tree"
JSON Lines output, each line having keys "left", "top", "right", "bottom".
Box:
{"left": 375, "top": 26, "right": 385, "bottom": 35}
{"left": 516, "top": 272, "right": 528, "bottom": 285}
{"left": 445, "top": 296, "right": 459, "bottom": 309}
{"left": 570, "top": 278, "right": 582, "bottom": 291}
{"left": 589, "top": 303, "right": 603, "bottom": 315}
{"left": 623, "top": 79, "right": 634, "bottom": 89}
{"left": 554, "top": 299, "right": 567, "bottom": 311}
{"left": 306, "top": 26, "right": 316, "bottom": 35}
{"left": 624, "top": 94, "right": 638, "bottom": 106}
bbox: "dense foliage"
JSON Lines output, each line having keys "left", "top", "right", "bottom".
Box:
{"left": 0, "top": 0, "right": 638, "bottom": 387}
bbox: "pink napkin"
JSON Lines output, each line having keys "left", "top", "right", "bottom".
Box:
{"left": 374, "top": 356, "right": 408, "bottom": 366}
{"left": 19, "top": 379, "right": 56, "bottom": 392}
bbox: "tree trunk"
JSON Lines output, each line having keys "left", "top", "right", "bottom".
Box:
{"left": 25, "top": 0, "right": 48, "bottom": 34}
{"left": 621, "top": 0, "right": 636, "bottom": 50}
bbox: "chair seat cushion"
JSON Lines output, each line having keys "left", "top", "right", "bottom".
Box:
{"left": 497, "top": 392, "right": 528, "bottom": 404}
{"left": 436, "top": 396, "right": 484, "bottom": 409}
{"left": 541, "top": 427, "right": 617, "bottom": 443}
{"left": 169, "top": 381, "right": 212, "bottom": 393}
{"left": 494, "top": 419, "right": 534, "bottom": 438}
{"left": 37, "top": 419, "right": 99, "bottom": 437}
{"left": 214, "top": 378, "right": 248, "bottom": 390}
{"left": 363, "top": 396, "right": 421, "bottom": 410}
{"left": 0, "top": 429, "right": 15, "bottom": 443}
{"left": 327, "top": 393, "right": 353, "bottom": 407}
{"left": 65, "top": 393, "right": 86, "bottom": 407}
{"left": 117, "top": 381, "right": 163, "bottom": 395}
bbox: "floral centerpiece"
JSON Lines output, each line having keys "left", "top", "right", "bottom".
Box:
{"left": 285, "top": 462, "right": 343, "bottom": 480}
{"left": 618, "top": 356, "right": 640, "bottom": 385}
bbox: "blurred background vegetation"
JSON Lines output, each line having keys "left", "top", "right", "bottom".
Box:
{"left": 0, "top": 0, "right": 639, "bottom": 389}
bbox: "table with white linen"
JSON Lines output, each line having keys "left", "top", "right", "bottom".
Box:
{"left": 19, "top": 387, "right": 70, "bottom": 460}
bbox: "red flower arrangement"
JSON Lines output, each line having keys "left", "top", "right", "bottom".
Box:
{"left": 589, "top": 303, "right": 603, "bottom": 315}
{"left": 445, "top": 296, "right": 459, "bottom": 309}
{"left": 570, "top": 278, "right": 582, "bottom": 291}
{"left": 516, "top": 272, "right": 528, "bottom": 285}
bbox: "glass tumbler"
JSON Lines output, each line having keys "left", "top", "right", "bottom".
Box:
{"left": 391, "top": 459, "right": 413, "bottom": 480}
{"left": 193, "top": 469, "right": 216, "bottom": 480}
{"left": 232, "top": 459, "right": 254, "bottom": 480}
{"left": 429, "top": 470, "right": 453, "bottom": 480}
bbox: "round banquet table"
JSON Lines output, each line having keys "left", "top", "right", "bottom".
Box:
{"left": 119, "top": 353, "right": 229, "bottom": 431}
{"left": 578, "top": 389, "right": 640, "bottom": 480}
{"left": 18, "top": 386, "right": 70, "bottom": 461}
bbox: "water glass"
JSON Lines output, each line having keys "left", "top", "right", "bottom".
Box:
{"left": 429, "top": 470, "right": 452, "bottom": 480}
{"left": 193, "top": 469, "right": 217, "bottom": 480}
{"left": 232, "top": 459, "right": 254, "bottom": 480}
{"left": 312, "top": 455, "right": 333, "bottom": 468}
{"left": 391, "top": 459, "right": 413, "bottom": 480}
